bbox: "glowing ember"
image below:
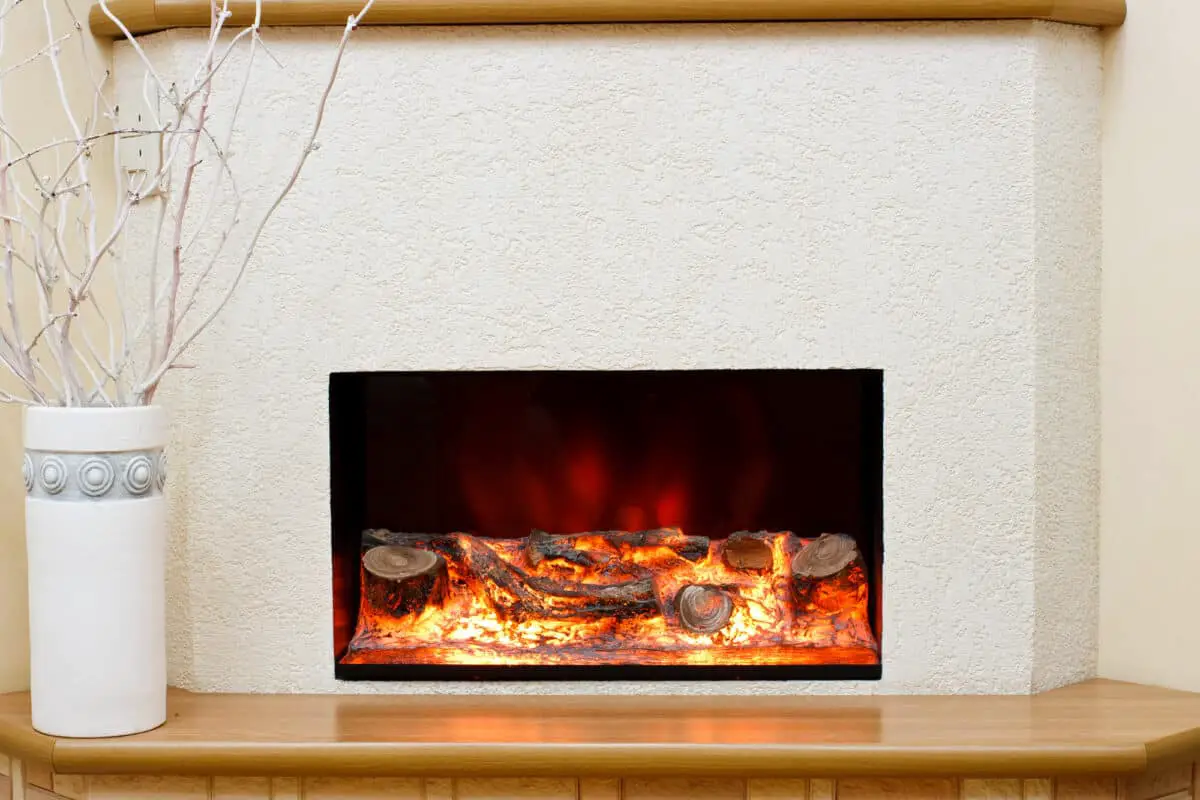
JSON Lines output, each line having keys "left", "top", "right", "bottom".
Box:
{"left": 341, "top": 529, "right": 878, "bottom": 667}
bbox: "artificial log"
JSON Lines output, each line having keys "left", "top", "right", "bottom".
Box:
{"left": 524, "top": 574, "right": 655, "bottom": 605}
{"left": 457, "top": 535, "right": 542, "bottom": 607}
{"left": 526, "top": 529, "right": 711, "bottom": 563}
{"left": 676, "top": 584, "right": 734, "bottom": 634}
{"left": 525, "top": 529, "right": 613, "bottom": 568}
{"left": 790, "top": 533, "right": 866, "bottom": 613}
{"left": 362, "top": 545, "right": 449, "bottom": 619}
{"left": 722, "top": 531, "right": 774, "bottom": 571}
{"left": 458, "top": 534, "right": 659, "bottom": 620}
{"left": 363, "top": 530, "right": 467, "bottom": 564}
{"left": 791, "top": 533, "right": 859, "bottom": 578}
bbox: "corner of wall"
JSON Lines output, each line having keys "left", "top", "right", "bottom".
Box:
{"left": 1029, "top": 21, "right": 1103, "bottom": 692}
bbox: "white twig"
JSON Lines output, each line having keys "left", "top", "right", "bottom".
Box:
{"left": 26, "top": 311, "right": 73, "bottom": 352}
{"left": 0, "top": 0, "right": 26, "bottom": 25}
{"left": 137, "top": 0, "right": 376, "bottom": 402}
{"left": 0, "top": 31, "right": 72, "bottom": 78}
{"left": 1, "top": 0, "right": 371, "bottom": 406}
{"left": 0, "top": 345, "right": 46, "bottom": 403}
{"left": 1, "top": 128, "right": 177, "bottom": 172}
{"left": 0, "top": 388, "right": 35, "bottom": 405}
{"left": 161, "top": 0, "right": 224, "bottom": 367}
{"left": 97, "top": 0, "right": 173, "bottom": 101}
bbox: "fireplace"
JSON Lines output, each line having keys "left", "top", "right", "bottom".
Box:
{"left": 331, "top": 369, "right": 883, "bottom": 680}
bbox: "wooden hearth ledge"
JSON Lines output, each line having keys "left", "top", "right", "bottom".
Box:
{"left": 87, "top": 0, "right": 1125, "bottom": 38}
{"left": 2, "top": 679, "right": 1200, "bottom": 779}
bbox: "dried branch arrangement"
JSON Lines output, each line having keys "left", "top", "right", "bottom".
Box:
{"left": 0, "top": 0, "right": 373, "bottom": 406}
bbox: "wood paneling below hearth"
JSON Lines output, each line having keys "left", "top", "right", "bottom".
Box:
{"left": 3, "top": 769, "right": 1199, "bottom": 800}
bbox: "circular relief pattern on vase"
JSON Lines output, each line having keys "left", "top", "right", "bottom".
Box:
{"left": 123, "top": 455, "right": 154, "bottom": 496}
{"left": 22, "top": 454, "right": 33, "bottom": 493}
{"left": 77, "top": 457, "right": 115, "bottom": 498}
{"left": 39, "top": 456, "right": 67, "bottom": 495}
{"left": 156, "top": 451, "right": 167, "bottom": 490}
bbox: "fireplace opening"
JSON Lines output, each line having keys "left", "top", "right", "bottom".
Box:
{"left": 331, "top": 369, "right": 883, "bottom": 680}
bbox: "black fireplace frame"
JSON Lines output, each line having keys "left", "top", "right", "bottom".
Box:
{"left": 330, "top": 368, "right": 884, "bottom": 682}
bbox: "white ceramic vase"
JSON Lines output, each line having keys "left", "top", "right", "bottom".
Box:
{"left": 23, "top": 406, "right": 168, "bottom": 738}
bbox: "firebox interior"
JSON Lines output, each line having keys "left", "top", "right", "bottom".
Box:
{"left": 331, "top": 369, "right": 883, "bottom": 680}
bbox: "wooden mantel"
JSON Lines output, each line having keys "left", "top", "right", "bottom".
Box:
{"left": 87, "top": 0, "right": 1126, "bottom": 38}
{"left": 1, "top": 680, "right": 1200, "bottom": 780}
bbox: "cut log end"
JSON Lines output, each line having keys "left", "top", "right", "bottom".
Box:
{"left": 722, "top": 532, "right": 774, "bottom": 571}
{"left": 791, "top": 533, "right": 859, "bottom": 578}
{"left": 676, "top": 584, "right": 734, "bottom": 634}
{"left": 364, "top": 545, "right": 441, "bottom": 582}
{"left": 362, "top": 545, "right": 449, "bottom": 619}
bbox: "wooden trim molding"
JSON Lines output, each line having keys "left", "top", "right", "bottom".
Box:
{"left": 2, "top": 680, "right": 1200, "bottom": 779}
{"left": 87, "top": 0, "right": 1126, "bottom": 38}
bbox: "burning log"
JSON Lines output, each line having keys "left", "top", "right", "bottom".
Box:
{"left": 676, "top": 584, "right": 734, "bottom": 634}
{"left": 362, "top": 545, "right": 449, "bottom": 619}
{"left": 792, "top": 533, "right": 858, "bottom": 578}
{"left": 363, "top": 530, "right": 467, "bottom": 563}
{"left": 524, "top": 574, "right": 655, "bottom": 605}
{"left": 527, "top": 528, "right": 710, "bottom": 563}
{"left": 722, "top": 531, "right": 774, "bottom": 571}
{"left": 456, "top": 535, "right": 542, "bottom": 606}
{"left": 346, "top": 526, "right": 881, "bottom": 665}
{"left": 458, "top": 534, "right": 659, "bottom": 620}
{"left": 790, "top": 533, "right": 866, "bottom": 613}
{"left": 525, "top": 529, "right": 612, "bottom": 568}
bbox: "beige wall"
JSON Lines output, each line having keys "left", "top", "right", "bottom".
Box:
{"left": 1099, "top": 2, "right": 1200, "bottom": 691}
{"left": 0, "top": 0, "right": 112, "bottom": 692}
{"left": 0, "top": 405, "right": 23, "bottom": 692}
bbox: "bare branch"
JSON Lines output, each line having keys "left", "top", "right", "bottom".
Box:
{"left": 2, "top": 0, "right": 371, "bottom": 405}
{"left": 97, "top": 0, "right": 173, "bottom": 102}
{"left": 26, "top": 311, "right": 73, "bottom": 352}
{"left": 161, "top": 0, "right": 224, "bottom": 368}
{"left": 0, "top": 167, "right": 32, "bottom": 381}
{"left": 0, "top": 30, "right": 72, "bottom": 79}
{"left": 138, "top": 0, "right": 376, "bottom": 402}
{"left": 0, "top": 345, "right": 47, "bottom": 403}
{"left": 0, "top": 387, "right": 36, "bottom": 405}
{"left": 0, "top": 0, "right": 26, "bottom": 24}
{"left": 1, "top": 128, "right": 178, "bottom": 173}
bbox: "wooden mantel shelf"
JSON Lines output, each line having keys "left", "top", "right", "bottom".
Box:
{"left": 2, "top": 680, "right": 1200, "bottom": 779}
{"left": 87, "top": 0, "right": 1126, "bottom": 38}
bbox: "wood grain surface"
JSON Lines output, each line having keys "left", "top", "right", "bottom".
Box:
{"left": 86, "top": 0, "right": 1126, "bottom": 37}
{"left": 1, "top": 680, "right": 1199, "bottom": 779}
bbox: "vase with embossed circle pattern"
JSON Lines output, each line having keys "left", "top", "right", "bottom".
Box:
{"left": 23, "top": 406, "right": 167, "bottom": 737}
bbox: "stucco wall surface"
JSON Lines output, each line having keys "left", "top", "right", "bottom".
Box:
{"left": 113, "top": 19, "right": 1101, "bottom": 694}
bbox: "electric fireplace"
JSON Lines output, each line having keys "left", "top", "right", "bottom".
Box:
{"left": 331, "top": 369, "right": 883, "bottom": 680}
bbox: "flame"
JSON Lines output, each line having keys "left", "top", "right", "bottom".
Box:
{"left": 342, "top": 530, "right": 878, "bottom": 667}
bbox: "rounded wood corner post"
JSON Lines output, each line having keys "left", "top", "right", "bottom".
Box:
{"left": 89, "top": 0, "right": 1126, "bottom": 39}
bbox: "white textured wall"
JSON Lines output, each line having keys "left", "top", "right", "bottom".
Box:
{"left": 1031, "top": 25, "right": 1102, "bottom": 692}
{"left": 115, "top": 20, "right": 1101, "bottom": 694}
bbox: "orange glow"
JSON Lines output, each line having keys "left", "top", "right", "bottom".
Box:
{"left": 342, "top": 530, "right": 878, "bottom": 667}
